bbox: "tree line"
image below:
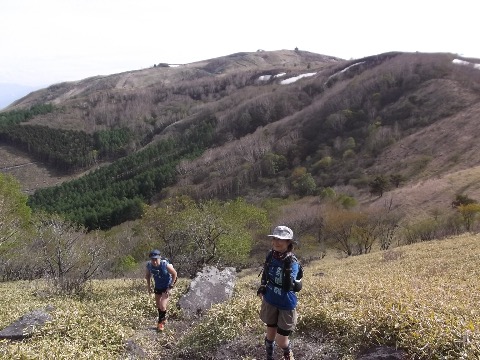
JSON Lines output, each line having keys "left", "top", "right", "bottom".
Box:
{"left": 0, "top": 103, "right": 54, "bottom": 127}
{"left": 27, "top": 115, "right": 218, "bottom": 229}
{"left": 0, "top": 105, "right": 135, "bottom": 171}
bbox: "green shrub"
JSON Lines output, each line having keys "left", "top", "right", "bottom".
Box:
{"left": 113, "top": 255, "right": 137, "bottom": 275}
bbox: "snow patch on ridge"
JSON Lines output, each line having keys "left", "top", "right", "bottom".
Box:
{"left": 453, "top": 59, "right": 480, "bottom": 70}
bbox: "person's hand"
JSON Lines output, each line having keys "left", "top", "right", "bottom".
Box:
{"left": 257, "top": 285, "right": 266, "bottom": 297}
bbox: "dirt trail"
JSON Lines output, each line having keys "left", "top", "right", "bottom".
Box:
{"left": 122, "top": 314, "right": 343, "bottom": 360}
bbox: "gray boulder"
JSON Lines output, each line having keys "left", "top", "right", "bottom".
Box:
{"left": 0, "top": 306, "right": 54, "bottom": 340}
{"left": 178, "top": 266, "right": 236, "bottom": 317}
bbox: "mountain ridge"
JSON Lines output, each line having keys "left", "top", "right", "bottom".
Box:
{"left": 1, "top": 49, "right": 480, "bottom": 229}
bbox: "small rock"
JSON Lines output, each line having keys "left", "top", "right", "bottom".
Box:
{"left": 356, "top": 346, "right": 407, "bottom": 360}
{"left": 0, "top": 307, "right": 54, "bottom": 340}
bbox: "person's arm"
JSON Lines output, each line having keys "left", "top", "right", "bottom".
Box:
{"left": 167, "top": 264, "right": 177, "bottom": 288}
{"left": 145, "top": 268, "right": 152, "bottom": 293}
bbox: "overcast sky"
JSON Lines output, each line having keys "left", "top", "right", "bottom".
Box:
{"left": 1, "top": 0, "right": 478, "bottom": 88}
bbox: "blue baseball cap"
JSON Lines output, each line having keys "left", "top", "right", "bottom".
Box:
{"left": 149, "top": 249, "right": 161, "bottom": 259}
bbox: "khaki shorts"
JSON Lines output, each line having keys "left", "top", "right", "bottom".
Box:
{"left": 259, "top": 298, "right": 297, "bottom": 331}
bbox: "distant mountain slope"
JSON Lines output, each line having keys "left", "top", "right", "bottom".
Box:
{"left": 1, "top": 49, "right": 480, "bottom": 229}
{"left": 166, "top": 52, "right": 480, "bottom": 198}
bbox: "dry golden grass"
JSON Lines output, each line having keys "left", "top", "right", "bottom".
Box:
{"left": 1, "top": 234, "right": 480, "bottom": 359}
{"left": 297, "top": 233, "right": 480, "bottom": 358}
{"left": 0, "top": 279, "right": 142, "bottom": 359}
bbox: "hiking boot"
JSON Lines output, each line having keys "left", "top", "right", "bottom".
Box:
{"left": 283, "top": 350, "right": 294, "bottom": 360}
{"left": 156, "top": 321, "right": 165, "bottom": 332}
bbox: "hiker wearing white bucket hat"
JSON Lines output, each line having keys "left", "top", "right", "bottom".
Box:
{"left": 258, "top": 226, "right": 303, "bottom": 360}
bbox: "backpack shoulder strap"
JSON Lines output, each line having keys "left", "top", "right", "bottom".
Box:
{"left": 259, "top": 250, "right": 273, "bottom": 283}
{"left": 285, "top": 252, "right": 299, "bottom": 263}
{"left": 160, "top": 258, "right": 169, "bottom": 271}
{"left": 284, "top": 253, "right": 303, "bottom": 280}
{"left": 282, "top": 253, "right": 294, "bottom": 291}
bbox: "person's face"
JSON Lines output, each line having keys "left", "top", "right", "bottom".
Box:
{"left": 271, "top": 237, "right": 289, "bottom": 252}
{"left": 150, "top": 257, "right": 160, "bottom": 266}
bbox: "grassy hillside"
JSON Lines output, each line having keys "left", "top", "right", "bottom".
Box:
{"left": 1, "top": 234, "right": 479, "bottom": 359}
{"left": 365, "top": 165, "right": 480, "bottom": 218}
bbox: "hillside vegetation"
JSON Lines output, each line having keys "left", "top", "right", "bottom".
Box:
{"left": 1, "top": 50, "right": 480, "bottom": 230}
{"left": 1, "top": 234, "right": 479, "bottom": 359}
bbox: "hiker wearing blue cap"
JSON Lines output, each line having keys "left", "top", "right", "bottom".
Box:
{"left": 145, "top": 249, "right": 177, "bottom": 332}
{"left": 257, "top": 226, "right": 303, "bottom": 360}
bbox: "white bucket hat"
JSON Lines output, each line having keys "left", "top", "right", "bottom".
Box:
{"left": 268, "top": 225, "right": 294, "bottom": 240}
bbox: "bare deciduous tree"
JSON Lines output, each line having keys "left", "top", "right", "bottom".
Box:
{"left": 34, "top": 213, "right": 106, "bottom": 294}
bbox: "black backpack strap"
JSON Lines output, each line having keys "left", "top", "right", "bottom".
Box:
{"left": 260, "top": 250, "right": 273, "bottom": 285}
{"left": 284, "top": 253, "right": 303, "bottom": 292}
{"left": 282, "top": 253, "right": 294, "bottom": 291}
